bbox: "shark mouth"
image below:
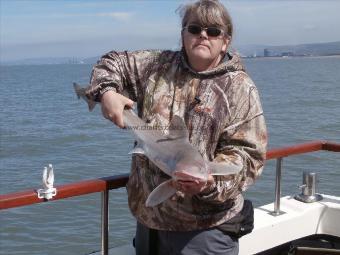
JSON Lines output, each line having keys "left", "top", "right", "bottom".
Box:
{"left": 173, "top": 171, "right": 206, "bottom": 182}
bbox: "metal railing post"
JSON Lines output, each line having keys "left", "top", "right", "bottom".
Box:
{"left": 101, "top": 190, "right": 109, "bottom": 255}
{"left": 272, "top": 157, "right": 284, "bottom": 216}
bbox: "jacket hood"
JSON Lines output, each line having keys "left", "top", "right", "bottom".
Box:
{"left": 180, "top": 51, "right": 245, "bottom": 78}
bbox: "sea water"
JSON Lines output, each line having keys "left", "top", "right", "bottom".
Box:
{"left": 1, "top": 56, "right": 339, "bottom": 254}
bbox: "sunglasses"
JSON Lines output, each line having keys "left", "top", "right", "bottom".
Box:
{"left": 185, "top": 24, "right": 224, "bottom": 37}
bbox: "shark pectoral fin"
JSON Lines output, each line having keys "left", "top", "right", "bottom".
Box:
{"left": 208, "top": 160, "right": 243, "bottom": 176}
{"left": 145, "top": 180, "right": 176, "bottom": 207}
{"left": 128, "top": 147, "right": 145, "bottom": 155}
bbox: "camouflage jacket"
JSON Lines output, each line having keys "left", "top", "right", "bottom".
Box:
{"left": 85, "top": 50, "right": 267, "bottom": 231}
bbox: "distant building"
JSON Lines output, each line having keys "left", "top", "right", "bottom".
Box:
{"left": 281, "top": 52, "right": 294, "bottom": 57}
{"left": 264, "top": 48, "right": 271, "bottom": 57}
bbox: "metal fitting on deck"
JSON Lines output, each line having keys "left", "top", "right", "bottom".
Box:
{"left": 295, "top": 172, "right": 323, "bottom": 203}
{"left": 37, "top": 164, "right": 57, "bottom": 200}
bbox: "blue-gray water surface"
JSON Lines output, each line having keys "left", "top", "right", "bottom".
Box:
{"left": 1, "top": 56, "right": 340, "bottom": 255}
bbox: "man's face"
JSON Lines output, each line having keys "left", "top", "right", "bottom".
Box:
{"left": 182, "top": 17, "right": 229, "bottom": 70}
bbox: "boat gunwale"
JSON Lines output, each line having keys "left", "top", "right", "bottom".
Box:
{"left": 1, "top": 140, "right": 339, "bottom": 210}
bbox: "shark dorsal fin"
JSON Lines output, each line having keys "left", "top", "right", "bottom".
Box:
{"left": 167, "top": 115, "right": 189, "bottom": 140}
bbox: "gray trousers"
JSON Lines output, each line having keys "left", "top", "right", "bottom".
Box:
{"left": 135, "top": 222, "right": 239, "bottom": 255}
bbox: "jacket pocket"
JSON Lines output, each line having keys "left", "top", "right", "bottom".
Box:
{"left": 216, "top": 199, "right": 254, "bottom": 238}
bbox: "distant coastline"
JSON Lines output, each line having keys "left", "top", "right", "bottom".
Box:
{"left": 243, "top": 54, "right": 340, "bottom": 60}
{"left": 1, "top": 41, "right": 340, "bottom": 66}
{"left": 2, "top": 54, "right": 340, "bottom": 66}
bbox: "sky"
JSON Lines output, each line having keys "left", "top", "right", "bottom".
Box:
{"left": 1, "top": 0, "right": 340, "bottom": 61}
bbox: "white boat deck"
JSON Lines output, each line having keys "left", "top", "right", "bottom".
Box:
{"left": 93, "top": 194, "right": 340, "bottom": 255}
{"left": 240, "top": 194, "right": 340, "bottom": 254}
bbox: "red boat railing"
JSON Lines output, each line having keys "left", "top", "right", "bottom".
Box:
{"left": 1, "top": 140, "right": 339, "bottom": 255}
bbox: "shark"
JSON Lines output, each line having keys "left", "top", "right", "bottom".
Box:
{"left": 74, "top": 83, "right": 243, "bottom": 207}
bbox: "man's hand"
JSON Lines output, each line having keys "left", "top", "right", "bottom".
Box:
{"left": 172, "top": 175, "right": 215, "bottom": 195}
{"left": 101, "top": 90, "right": 134, "bottom": 128}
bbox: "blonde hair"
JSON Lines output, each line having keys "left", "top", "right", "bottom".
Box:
{"left": 178, "top": 0, "right": 233, "bottom": 38}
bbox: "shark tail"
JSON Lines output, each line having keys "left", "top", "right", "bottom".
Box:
{"left": 73, "top": 83, "right": 97, "bottom": 111}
